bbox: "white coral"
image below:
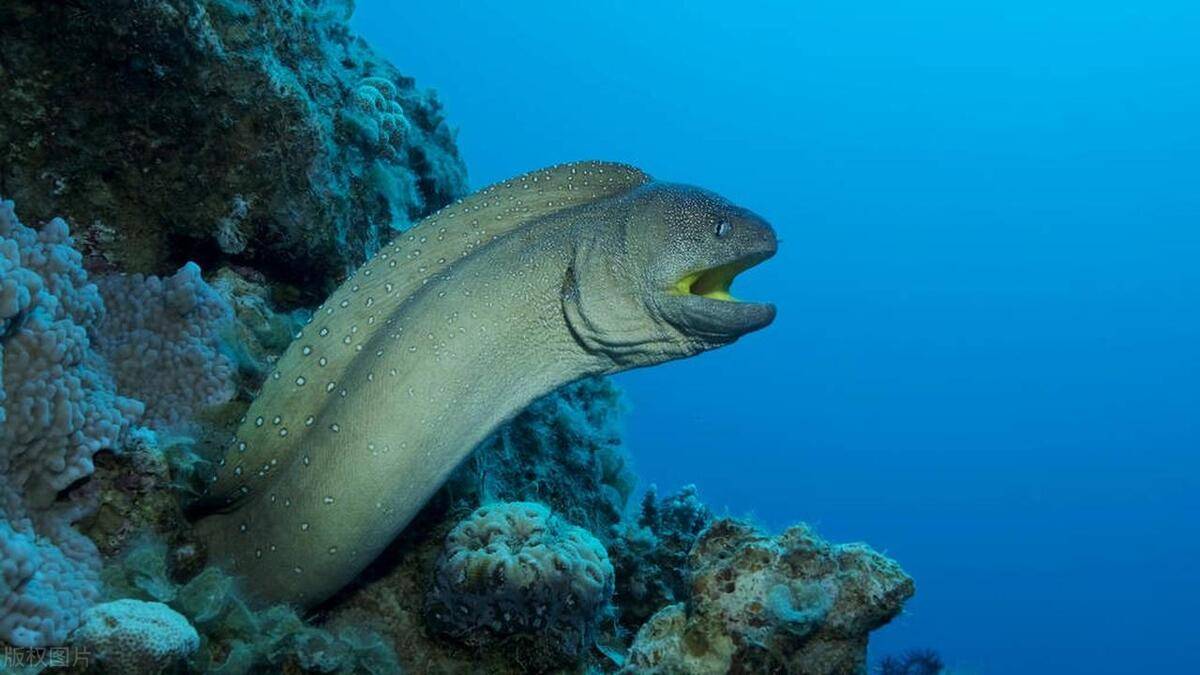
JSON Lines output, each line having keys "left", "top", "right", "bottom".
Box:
{"left": 73, "top": 599, "right": 199, "bottom": 673}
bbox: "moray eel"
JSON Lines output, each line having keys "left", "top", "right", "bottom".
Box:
{"left": 191, "top": 161, "right": 777, "bottom": 607}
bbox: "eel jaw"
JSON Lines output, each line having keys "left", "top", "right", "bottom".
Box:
{"left": 669, "top": 251, "right": 772, "bottom": 303}
{"left": 659, "top": 250, "right": 776, "bottom": 341}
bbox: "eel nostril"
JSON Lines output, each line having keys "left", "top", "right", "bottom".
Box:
{"left": 714, "top": 220, "right": 732, "bottom": 238}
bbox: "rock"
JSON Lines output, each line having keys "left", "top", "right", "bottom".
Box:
{"left": 625, "top": 519, "right": 915, "bottom": 674}
{"left": 0, "top": 0, "right": 467, "bottom": 298}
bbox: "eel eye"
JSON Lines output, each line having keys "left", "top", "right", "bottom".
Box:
{"left": 714, "top": 220, "right": 732, "bottom": 238}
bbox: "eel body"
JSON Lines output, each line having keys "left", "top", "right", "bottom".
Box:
{"left": 192, "top": 161, "right": 776, "bottom": 607}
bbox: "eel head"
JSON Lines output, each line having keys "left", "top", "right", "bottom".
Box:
{"left": 564, "top": 181, "right": 777, "bottom": 368}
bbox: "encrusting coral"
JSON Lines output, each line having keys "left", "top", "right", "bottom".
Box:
{"left": 93, "top": 263, "right": 238, "bottom": 429}
{"left": 0, "top": 0, "right": 467, "bottom": 297}
{"left": 426, "top": 502, "right": 616, "bottom": 660}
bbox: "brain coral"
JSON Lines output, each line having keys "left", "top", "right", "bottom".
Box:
{"left": 0, "top": 0, "right": 467, "bottom": 296}
{"left": 426, "top": 502, "right": 615, "bottom": 657}
{"left": 72, "top": 599, "right": 199, "bottom": 673}
{"left": 0, "top": 199, "right": 142, "bottom": 646}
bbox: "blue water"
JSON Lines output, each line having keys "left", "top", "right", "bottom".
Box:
{"left": 354, "top": 3, "right": 1200, "bottom": 672}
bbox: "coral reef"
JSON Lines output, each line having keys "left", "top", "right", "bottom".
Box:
{"left": 72, "top": 598, "right": 200, "bottom": 673}
{"left": 2, "top": 195, "right": 912, "bottom": 670}
{"left": 0, "top": 198, "right": 237, "bottom": 648}
{"left": 0, "top": 199, "right": 141, "bottom": 647}
{"left": 322, "top": 379, "right": 640, "bottom": 673}
{"left": 625, "top": 519, "right": 915, "bottom": 674}
{"left": 1, "top": 6, "right": 915, "bottom": 669}
{"left": 325, "top": 378, "right": 912, "bottom": 674}
{"left": 0, "top": 0, "right": 467, "bottom": 297}
{"left": 426, "top": 502, "right": 615, "bottom": 662}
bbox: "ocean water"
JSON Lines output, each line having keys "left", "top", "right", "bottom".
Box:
{"left": 354, "top": 2, "right": 1199, "bottom": 673}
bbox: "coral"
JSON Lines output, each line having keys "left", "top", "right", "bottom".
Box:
{"left": 72, "top": 599, "right": 200, "bottom": 673}
{"left": 624, "top": 519, "right": 914, "bottom": 674}
{"left": 0, "top": 514, "right": 102, "bottom": 650}
{"left": 0, "top": 200, "right": 141, "bottom": 506}
{"left": 94, "top": 263, "right": 237, "bottom": 429}
{"left": 209, "top": 266, "right": 311, "bottom": 390}
{"left": 0, "top": 199, "right": 141, "bottom": 647}
{"left": 101, "top": 538, "right": 401, "bottom": 674}
{"left": 610, "top": 485, "right": 714, "bottom": 630}
{"left": 0, "top": 0, "right": 467, "bottom": 298}
{"left": 342, "top": 77, "right": 414, "bottom": 160}
{"left": 0, "top": 197, "right": 235, "bottom": 647}
{"left": 878, "top": 649, "right": 946, "bottom": 675}
{"left": 425, "top": 502, "right": 615, "bottom": 661}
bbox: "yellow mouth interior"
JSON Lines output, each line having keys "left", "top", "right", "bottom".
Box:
{"left": 670, "top": 261, "right": 743, "bottom": 302}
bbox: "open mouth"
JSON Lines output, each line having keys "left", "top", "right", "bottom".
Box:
{"left": 669, "top": 252, "right": 772, "bottom": 303}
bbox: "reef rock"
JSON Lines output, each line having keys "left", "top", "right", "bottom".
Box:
{"left": 72, "top": 599, "right": 200, "bottom": 673}
{"left": 0, "top": 0, "right": 467, "bottom": 297}
{"left": 625, "top": 519, "right": 915, "bottom": 674}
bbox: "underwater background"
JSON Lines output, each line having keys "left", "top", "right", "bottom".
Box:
{"left": 353, "top": 2, "right": 1199, "bottom": 674}
{"left": 0, "top": 0, "right": 1196, "bottom": 673}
